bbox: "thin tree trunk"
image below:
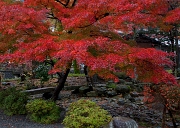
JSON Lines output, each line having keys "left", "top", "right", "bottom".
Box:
{"left": 167, "top": 108, "right": 177, "bottom": 128}
{"left": 162, "top": 106, "right": 166, "bottom": 128}
{"left": 84, "top": 65, "right": 94, "bottom": 87}
{"left": 170, "top": 35, "right": 175, "bottom": 76}
{"left": 52, "top": 68, "right": 70, "bottom": 101}
{"left": 0, "top": 74, "right": 2, "bottom": 88}
{"left": 151, "top": 85, "right": 177, "bottom": 128}
{"left": 162, "top": 96, "right": 177, "bottom": 128}
{"left": 176, "top": 41, "right": 179, "bottom": 75}
{"left": 175, "top": 26, "right": 179, "bottom": 76}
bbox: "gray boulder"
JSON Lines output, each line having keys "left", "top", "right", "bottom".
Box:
{"left": 123, "top": 94, "right": 135, "bottom": 102}
{"left": 104, "top": 116, "right": 138, "bottom": 128}
{"left": 115, "top": 85, "right": 131, "bottom": 94}
{"left": 79, "top": 86, "right": 92, "bottom": 94}
{"left": 117, "top": 98, "right": 126, "bottom": 105}
{"left": 86, "top": 91, "right": 98, "bottom": 97}
{"left": 94, "top": 87, "right": 107, "bottom": 96}
{"left": 106, "top": 90, "right": 117, "bottom": 97}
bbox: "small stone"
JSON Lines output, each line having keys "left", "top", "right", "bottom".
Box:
{"left": 94, "top": 87, "right": 107, "bottom": 96}
{"left": 117, "top": 98, "right": 125, "bottom": 105}
{"left": 125, "top": 82, "right": 133, "bottom": 85}
{"left": 112, "top": 99, "right": 117, "bottom": 102}
{"left": 130, "top": 91, "right": 139, "bottom": 97}
{"left": 136, "top": 101, "right": 144, "bottom": 105}
{"left": 116, "top": 85, "right": 131, "bottom": 94}
{"left": 96, "top": 84, "right": 107, "bottom": 87}
{"left": 129, "top": 97, "right": 136, "bottom": 102}
{"left": 86, "top": 91, "right": 98, "bottom": 97}
{"left": 123, "top": 94, "right": 131, "bottom": 99}
{"left": 2, "top": 82, "right": 11, "bottom": 85}
{"left": 118, "top": 79, "right": 126, "bottom": 84}
{"left": 106, "top": 90, "right": 117, "bottom": 97}
{"left": 79, "top": 86, "right": 92, "bottom": 94}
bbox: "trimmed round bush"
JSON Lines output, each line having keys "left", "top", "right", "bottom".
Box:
{"left": 63, "top": 99, "right": 112, "bottom": 128}
{"left": 26, "top": 99, "right": 60, "bottom": 124}
{"left": 0, "top": 87, "right": 28, "bottom": 115}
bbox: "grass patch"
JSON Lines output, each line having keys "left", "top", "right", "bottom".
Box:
{"left": 2, "top": 78, "right": 20, "bottom": 82}
{"left": 68, "top": 73, "right": 85, "bottom": 77}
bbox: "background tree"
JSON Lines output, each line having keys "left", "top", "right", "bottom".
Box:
{"left": 0, "top": 0, "right": 179, "bottom": 101}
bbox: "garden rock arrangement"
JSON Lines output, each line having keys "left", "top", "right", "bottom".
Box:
{"left": 58, "top": 92, "right": 163, "bottom": 128}
{"left": 58, "top": 80, "right": 180, "bottom": 128}
{"left": 1, "top": 76, "right": 179, "bottom": 128}
{"left": 100, "top": 97, "right": 162, "bottom": 127}
{"left": 65, "top": 76, "right": 87, "bottom": 87}
{"left": 69, "top": 81, "right": 145, "bottom": 99}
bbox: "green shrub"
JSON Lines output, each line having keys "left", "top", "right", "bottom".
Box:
{"left": 114, "top": 72, "right": 127, "bottom": 79}
{"left": 0, "top": 87, "right": 28, "bottom": 115}
{"left": 63, "top": 99, "right": 112, "bottom": 128}
{"left": 107, "top": 83, "right": 117, "bottom": 89}
{"left": 34, "top": 63, "right": 50, "bottom": 83}
{"left": 26, "top": 99, "right": 60, "bottom": 124}
{"left": 0, "top": 88, "right": 14, "bottom": 108}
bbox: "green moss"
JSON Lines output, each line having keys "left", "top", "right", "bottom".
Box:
{"left": 63, "top": 99, "right": 112, "bottom": 128}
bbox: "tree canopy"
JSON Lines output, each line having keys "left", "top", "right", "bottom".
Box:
{"left": 0, "top": 0, "right": 179, "bottom": 85}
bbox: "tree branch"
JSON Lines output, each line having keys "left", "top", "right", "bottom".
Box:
{"left": 55, "top": 0, "right": 77, "bottom": 8}
{"left": 77, "top": 12, "right": 113, "bottom": 29}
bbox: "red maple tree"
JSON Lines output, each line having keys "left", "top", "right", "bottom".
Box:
{"left": 0, "top": 0, "right": 179, "bottom": 101}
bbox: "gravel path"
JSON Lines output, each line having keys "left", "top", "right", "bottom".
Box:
{"left": 0, "top": 110, "right": 64, "bottom": 128}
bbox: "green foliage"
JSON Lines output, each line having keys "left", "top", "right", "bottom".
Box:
{"left": 114, "top": 72, "right": 127, "bottom": 79}
{"left": 34, "top": 63, "right": 50, "bottom": 82}
{"left": 68, "top": 73, "right": 85, "bottom": 77}
{"left": 2, "top": 78, "right": 20, "bottom": 82}
{"left": 24, "top": 80, "right": 37, "bottom": 90}
{"left": 72, "top": 60, "right": 80, "bottom": 74}
{"left": 107, "top": 82, "right": 117, "bottom": 89}
{"left": 63, "top": 99, "right": 112, "bottom": 128}
{"left": 26, "top": 99, "right": 60, "bottom": 124}
{"left": 0, "top": 87, "right": 28, "bottom": 115}
{"left": 0, "top": 88, "right": 14, "bottom": 108}
{"left": 88, "top": 46, "right": 99, "bottom": 57}
{"left": 177, "top": 68, "right": 180, "bottom": 77}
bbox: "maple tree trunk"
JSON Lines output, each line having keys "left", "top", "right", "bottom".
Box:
{"left": 167, "top": 108, "right": 177, "bottom": 128}
{"left": 162, "top": 105, "right": 166, "bottom": 128}
{"left": 150, "top": 85, "right": 177, "bottom": 128}
{"left": 163, "top": 96, "right": 177, "bottom": 128}
{"left": 170, "top": 38, "right": 175, "bottom": 76}
{"left": 169, "top": 29, "right": 177, "bottom": 76}
{"left": 175, "top": 26, "right": 179, "bottom": 76}
{"left": 52, "top": 68, "right": 70, "bottom": 101}
{"left": 84, "top": 65, "right": 94, "bottom": 87}
{"left": 162, "top": 103, "right": 177, "bottom": 128}
{"left": 176, "top": 40, "right": 179, "bottom": 74}
{"left": 0, "top": 74, "right": 1, "bottom": 87}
